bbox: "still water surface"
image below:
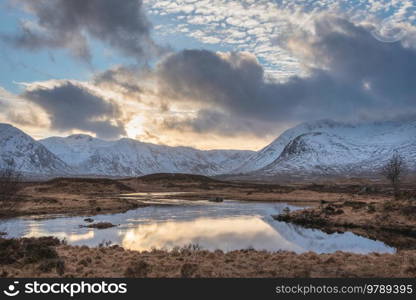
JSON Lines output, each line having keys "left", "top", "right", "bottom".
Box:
{"left": 1, "top": 194, "right": 395, "bottom": 254}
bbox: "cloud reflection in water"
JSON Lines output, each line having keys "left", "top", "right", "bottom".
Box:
{"left": 122, "top": 216, "right": 303, "bottom": 252}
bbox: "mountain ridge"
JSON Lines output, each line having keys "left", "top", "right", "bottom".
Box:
{"left": 1, "top": 119, "right": 415, "bottom": 178}
{"left": 39, "top": 133, "right": 254, "bottom": 177}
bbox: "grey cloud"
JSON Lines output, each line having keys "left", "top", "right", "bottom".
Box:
{"left": 155, "top": 18, "right": 416, "bottom": 135}
{"left": 5, "top": 0, "right": 159, "bottom": 62}
{"left": 23, "top": 81, "right": 126, "bottom": 139}
{"left": 304, "top": 18, "right": 416, "bottom": 108}
{"left": 5, "top": 110, "right": 42, "bottom": 127}
{"left": 162, "top": 109, "right": 276, "bottom": 137}
{"left": 93, "top": 66, "right": 143, "bottom": 95}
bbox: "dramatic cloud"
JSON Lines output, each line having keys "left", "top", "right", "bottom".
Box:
{"left": 154, "top": 18, "right": 416, "bottom": 134}
{"left": 147, "top": 0, "right": 416, "bottom": 79}
{"left": 161, "top": 109, "right": 276, "bottom": 137}
{"left": 93, "top": 65, "right": 145, "bottom": 101}
{"left": 22, "top": 81, "right": 126, "bottom": 139}
{"left": 0, "top": 87, "right": 49, "bottom": 132}
{"left": 5, "top": 0, "right": 159, "bottom": 62}
{"left": 2, "top": 0, "right": 415, "bottom": 150}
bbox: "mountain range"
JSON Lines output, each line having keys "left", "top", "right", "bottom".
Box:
{"left": 40, "top": 134, "right": 253, "bottom": 176}
{"left": 0, "top": 123, "right": 253, "bottom": 177}
{"left": 0, "top": 119, "right": 415, "bottom": 178}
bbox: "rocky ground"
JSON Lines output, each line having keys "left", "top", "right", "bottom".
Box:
{"left": 1, "top": 237, "right": 416, "bottom": 278}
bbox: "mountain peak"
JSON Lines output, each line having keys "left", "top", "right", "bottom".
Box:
{"left": 67, "top": 134, "right": 94, "bottom": 141}
{"left": 0, "top": 123, "right": 71, "bottom": 174}
{"left": 297, "top": 119, "right": 353, "bottom": 131}
{"left": 234, "top": 118, "right": 416, "bottom": 175}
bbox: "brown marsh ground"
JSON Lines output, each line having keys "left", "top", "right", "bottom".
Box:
{"left": 1, "top": 173, "right": 416, "bottom": 278}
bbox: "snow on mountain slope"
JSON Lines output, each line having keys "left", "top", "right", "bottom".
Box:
{"left": 2, "top": 119, "right": 415, "bottom": 177}
{"left": 233, "top": 120, "right": 346, "bottom": 173}
{"left": 0, "top": 123, "right": 71, "bottom": 175}
{"left": 40, "top": 135, "right": 254, "bottom": 176}
{"left": 254, "top": 119, "right": 416, "bottom": 176}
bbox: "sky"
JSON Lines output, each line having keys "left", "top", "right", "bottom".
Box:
{"left": 0, "top": 0, "right": 415, "bottom": 150}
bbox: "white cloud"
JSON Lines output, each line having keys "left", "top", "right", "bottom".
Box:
{"left": 145, "top": 0, "right": 416, "bottom": 80}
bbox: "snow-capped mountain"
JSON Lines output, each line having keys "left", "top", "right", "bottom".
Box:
{"left": 0, "top": 123, "right": 72, "bottom": 175}
{"left": 1, "top": 119, "right": 415, "bottom": 178}
{"left": 233, "top": 120, "right": 351, "bottom": 173}
{"left": 39, "top": 135, "right": 254, "bottom": 176}
{"left": 242, "top": 119, "right": 416, "bottom": 176}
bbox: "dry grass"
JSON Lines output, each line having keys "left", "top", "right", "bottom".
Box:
{"left": 1, "top": 239, "right": 416, "bottom": 278}
{"left": 1, "top": 178, "right": 144, "bottom": 217}
{"left": 1, "top": 175, "right": 400, "bottom": 218}
{"left": 0, "top": 173, "right": 412, "bottom": 219}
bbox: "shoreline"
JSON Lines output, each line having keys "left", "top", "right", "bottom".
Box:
{"left": 274, "top": 199, "right": 416, "bottom": 250}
